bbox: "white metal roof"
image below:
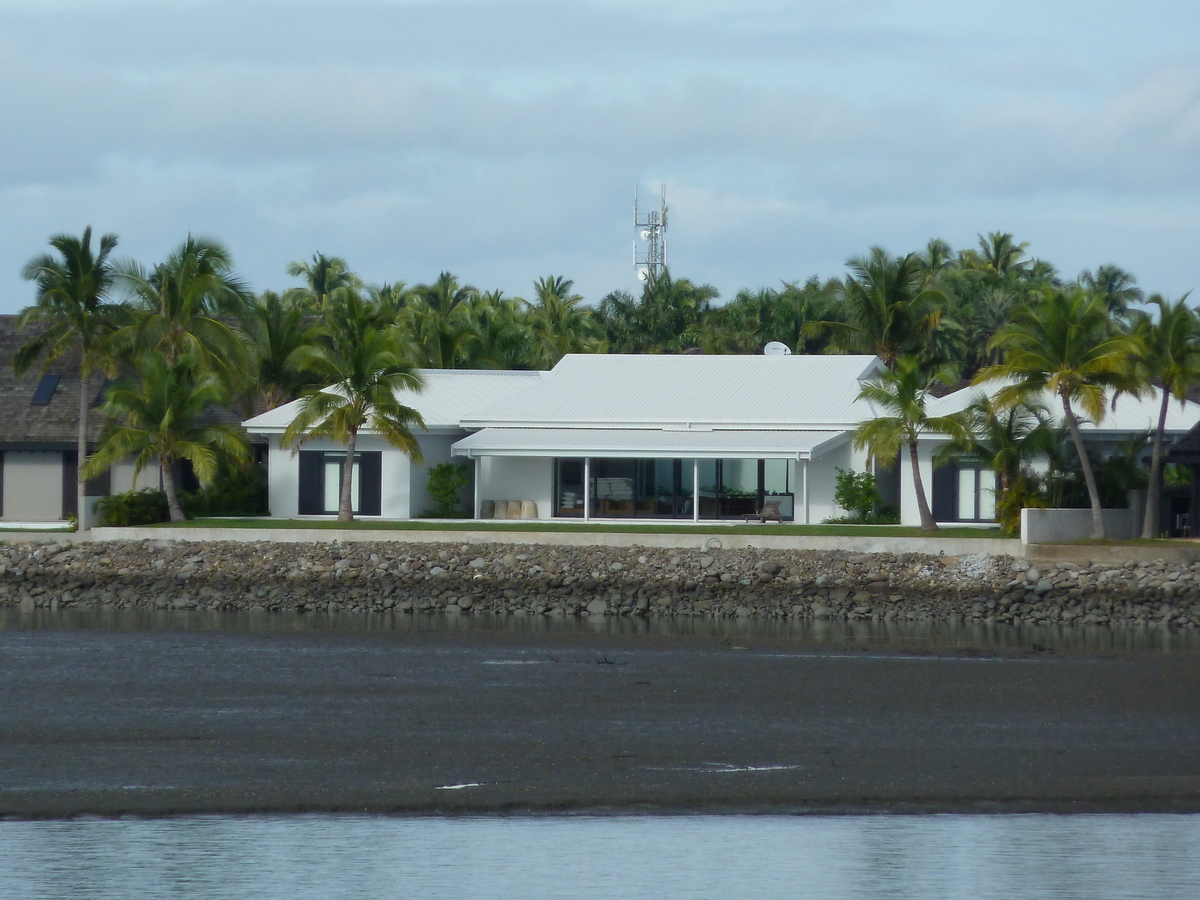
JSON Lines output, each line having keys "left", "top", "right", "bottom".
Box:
{"left": 927, "top": 381, "right": 1200, "bottom": 435}
{"left": 461, "top": 353, "right": 887, "bottom": 429}
{"left": 243, "top": 369, "right": 544, "bottom": 433}
{"left": 452, "top": 428, "right": 849, "bottom": 459}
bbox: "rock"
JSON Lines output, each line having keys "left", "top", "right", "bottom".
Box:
{"left": 429, "top": 566, "right": 447, "bottom": 577}
{"left": 699, "top": 555, "right": 714, "bottom": 568}
{"left": 501, "top": 554, "right": 517, "bottom": 567}
{"left": 735, "top": 605, "right": 752, "bottom": 618}
{"left": 757, "top": 561, "right": 782, "bottom": 576}
{"left": 585, "top": 599, "right": 608, "bottom": 616}
{"left": 656, "top": 596, "right": 674, "bottom": 608}
{"left": 811, "top": 603, "right": 831, "bottom": 619}
{"left": 609, "top": 562, "right": 624, "bottom": 571}
{"left": 580, "top": 578, "right": 599, "bottom": 591}
{"left": 469, "top": 558, "right": 487, "bottom": 569}
{"left": 1026, "top": 567, "right": 1041, "bottom": 582}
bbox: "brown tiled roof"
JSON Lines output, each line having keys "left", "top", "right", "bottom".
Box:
{"left": 0, "top": 316, "right": 103, "bottom": 444}
{"left": 0, "top": 315, "right": 263, "bottom": 445}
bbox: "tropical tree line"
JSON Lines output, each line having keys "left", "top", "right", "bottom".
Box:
{"left": 14, "top": 227, "right": 1197, "bottom": 532}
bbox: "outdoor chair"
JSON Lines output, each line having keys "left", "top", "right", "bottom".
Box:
{"left": 745, "top": 498, "right": 784, "bottom": 523}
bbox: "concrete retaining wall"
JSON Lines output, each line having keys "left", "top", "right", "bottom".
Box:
{"left": 88, "top": 525, "right": 1022, "bottom": 557}
{"left": 1021, "top": 508, "right": 1135, "bottom": 545}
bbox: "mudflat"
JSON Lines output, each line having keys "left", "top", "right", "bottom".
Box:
{"left": 1, "top": 618, "right": 1198, "bottom": 816}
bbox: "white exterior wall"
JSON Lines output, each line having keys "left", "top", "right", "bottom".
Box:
{"left": 901, "top": 440, "right": 939, "bottom": 526}
{"left": 476, "top": 456, "right": 554, "bottom": 519}
{"left": 266, "top": 434, "right": 415, "bottom": 519}
{"left": 2, "top": 451, "right": 63, "bottom": 521}
{"left": 409, "top": 432, "right": 467, "bottom": 517}
{"left": 805, "top": 442, "right": 860, "bottom": 523}
{"left": 109, "top": 458, "right": 161, "bottom": 494}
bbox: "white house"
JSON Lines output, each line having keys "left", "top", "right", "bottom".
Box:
{"left": 244, "top": 353, "right": 1200, "bottom": 528}
{"left": 242, "top": 369, "right": 542, "bottom": 518}
{"left": 244, "top": 354, "right": 896, "bottom": 522}
{"left": 453, "top": 353, "right": 889, "bottom": 522}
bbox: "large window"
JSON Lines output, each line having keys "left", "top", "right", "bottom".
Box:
{"left": 554, "top": 457, "right": 792, "bottom": 520}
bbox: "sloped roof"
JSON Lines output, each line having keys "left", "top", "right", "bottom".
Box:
{"left": 0, "top": 317, "right": 104, "bottom": 444}
{"left": 462, "top": 354, "right": 887, "bottom": 430}
{"left": 927, "top": 379, "right": 1200, "bottom": 435}
{"left": 243, "top": 369, "right": 544, "bottom": 432}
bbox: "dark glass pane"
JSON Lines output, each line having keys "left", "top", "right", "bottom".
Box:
{"left": 591, "top": 458, "right": 636, "bottom": 517}
{"left": 697, "top": 459, "right": 720, "bottom": 518}
{"left": 31, "top": 373, "right": 60, "bottom": 405}
{"left": 556, "top": 459, "right": 584, "bottom": 517}
{"left": 720, "top": 458, "right": 758, "bottom": 518}
{"left": 635, "top": 458, "right": 676, "bottom": 516}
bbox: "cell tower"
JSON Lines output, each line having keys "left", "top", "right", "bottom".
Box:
{"left": 633, "top": 185, "right": 667, "bottom": 283}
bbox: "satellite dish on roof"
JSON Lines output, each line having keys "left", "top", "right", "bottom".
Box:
{"left": 763, "top": 341, "right": 792, "bottom": 356}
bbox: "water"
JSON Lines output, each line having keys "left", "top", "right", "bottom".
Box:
{"left": 1, "top": 814, "right": 1197, "bottom": 899}
{"left": 4, "top": 606, "right": 1199, "bottom": 656}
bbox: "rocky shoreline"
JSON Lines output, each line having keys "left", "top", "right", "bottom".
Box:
{"left": 2, "top": 539, "right": 1199, "bottom": 630}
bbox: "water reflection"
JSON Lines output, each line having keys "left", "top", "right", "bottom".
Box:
{"left": 2, "top": 605, "right": 1198, "bottom": 654}
{"left": 1, "top": 813, "right": 1197, "bottom": 900}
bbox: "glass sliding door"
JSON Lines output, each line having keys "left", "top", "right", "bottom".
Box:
{"left": 591, "top": 458, "right": 637, "bottom": 517}
{"left": 555, "top": 459, "right": 585, "bottom": 517}
{"left": 552, "top": 456, "right": 794, "bottom": 520}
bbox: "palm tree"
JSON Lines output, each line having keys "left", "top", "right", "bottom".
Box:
{"left": 281, "top": 291, "right": 425, "bottom": 521}
{"left": 16, "top": 227, "right": 127, "bottom": 528}
{"left": 1129, "top": 294, "right": 1200, "bottom": 538}
{"left": 960, "top": 232, "right": 1030, "bottom": 280}
{"left": 979, "top": 286, "right": 1136, "bottom": 538}
{"left": 247, "top": 290, "right": 318, "bottom": 410}
{"left": 813, "top": 248, "right": 945, "bottom": 368}
{"left": 115, "top": 236, "right": 253, "bottom": 391}
{"left": 1081, "top": 265, "right": 1142, "bottom": 319}
{"left": 285, "top": 253, "right": 361, "bottom": 310}
{"left": 941, "top": 397, "right": 1053, "bottom": 498}
{"left": 400, "top": 272, "right": 481, "bottom": 368}
{"left": 853, "top": 356, "right": 967, "bottom": 531}
{"left": 82, "top": 352, "right": 251, "bottom": 522}
{"left": 525, "top": 276, "right": 599, "bottom": 367}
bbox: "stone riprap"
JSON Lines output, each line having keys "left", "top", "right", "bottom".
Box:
{"left": 2, "top": 540, "right": 1199, "bottom": 630}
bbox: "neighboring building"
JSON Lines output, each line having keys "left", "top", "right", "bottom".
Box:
{"left": 0, "top": 318, "right": 158, "bottom": 525}
{"left": 921, "top": 381, "right": 1200, "bottom": 529}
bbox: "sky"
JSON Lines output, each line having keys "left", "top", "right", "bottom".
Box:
{"left": 1, "top": 0, "right": 1198, "bottom": 312}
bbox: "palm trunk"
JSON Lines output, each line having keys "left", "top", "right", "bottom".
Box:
{"left": 1142, "top": 388, "right": 1171, "bottom": 539}
{"left": 162, "top": 457, "right": 185, "bottom": 523}
{"left": 909, "top": 439, "right": 938, "bottom": 531}
{"left": 77, "top": 368, "right": 89, "bottom": 530}
{"left": 1061, "top": 392, "right": 1105, "bottom": 539}
{"left": 339, "top": 428, "right": 357, "bottom": 522}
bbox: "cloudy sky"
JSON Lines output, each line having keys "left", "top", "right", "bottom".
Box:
{"left": 1, "top": 0, "right": 1198, "bottom": 312}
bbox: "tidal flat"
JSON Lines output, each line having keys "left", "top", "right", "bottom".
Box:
{"left": 1, "top": 606, "right": 1197, "bottom": 817}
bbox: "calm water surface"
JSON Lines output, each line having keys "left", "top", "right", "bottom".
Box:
{"left": 2, "top": 814, "right": 1197, "bottom": 900}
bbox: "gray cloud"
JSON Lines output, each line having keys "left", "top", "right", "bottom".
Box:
{"left": 1, "top": 0, "right": 1198, "bottom": 310}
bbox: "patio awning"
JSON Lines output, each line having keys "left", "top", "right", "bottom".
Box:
{"left": 451, "top": 428, "right": 850, "bottom": 460}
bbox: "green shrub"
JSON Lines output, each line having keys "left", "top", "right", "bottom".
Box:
{"left": 95, "top": 488, "right": 170, "bottom": 526}
{"left": 995, "top": 475, "right": 1047, "bottom": 537}
{"left": 423, "top": 462, "right": 470, "bottom": 517}
{"left": 182, "top": 461, "right": 268, "bottom": 518}
{"left": 831, "top": 467, "right": 882, "bottom": 522}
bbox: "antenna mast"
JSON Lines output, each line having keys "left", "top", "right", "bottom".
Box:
{"left": 633, "top": 185, "right": 667, "bottom": 283}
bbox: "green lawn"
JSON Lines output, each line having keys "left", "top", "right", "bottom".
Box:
{"left": 161, "top": 518, "right": 1007, "bottom": 538}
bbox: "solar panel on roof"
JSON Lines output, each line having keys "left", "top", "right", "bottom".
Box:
{"left": 31, "top": 373, "right": 60, "bottom": 405}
